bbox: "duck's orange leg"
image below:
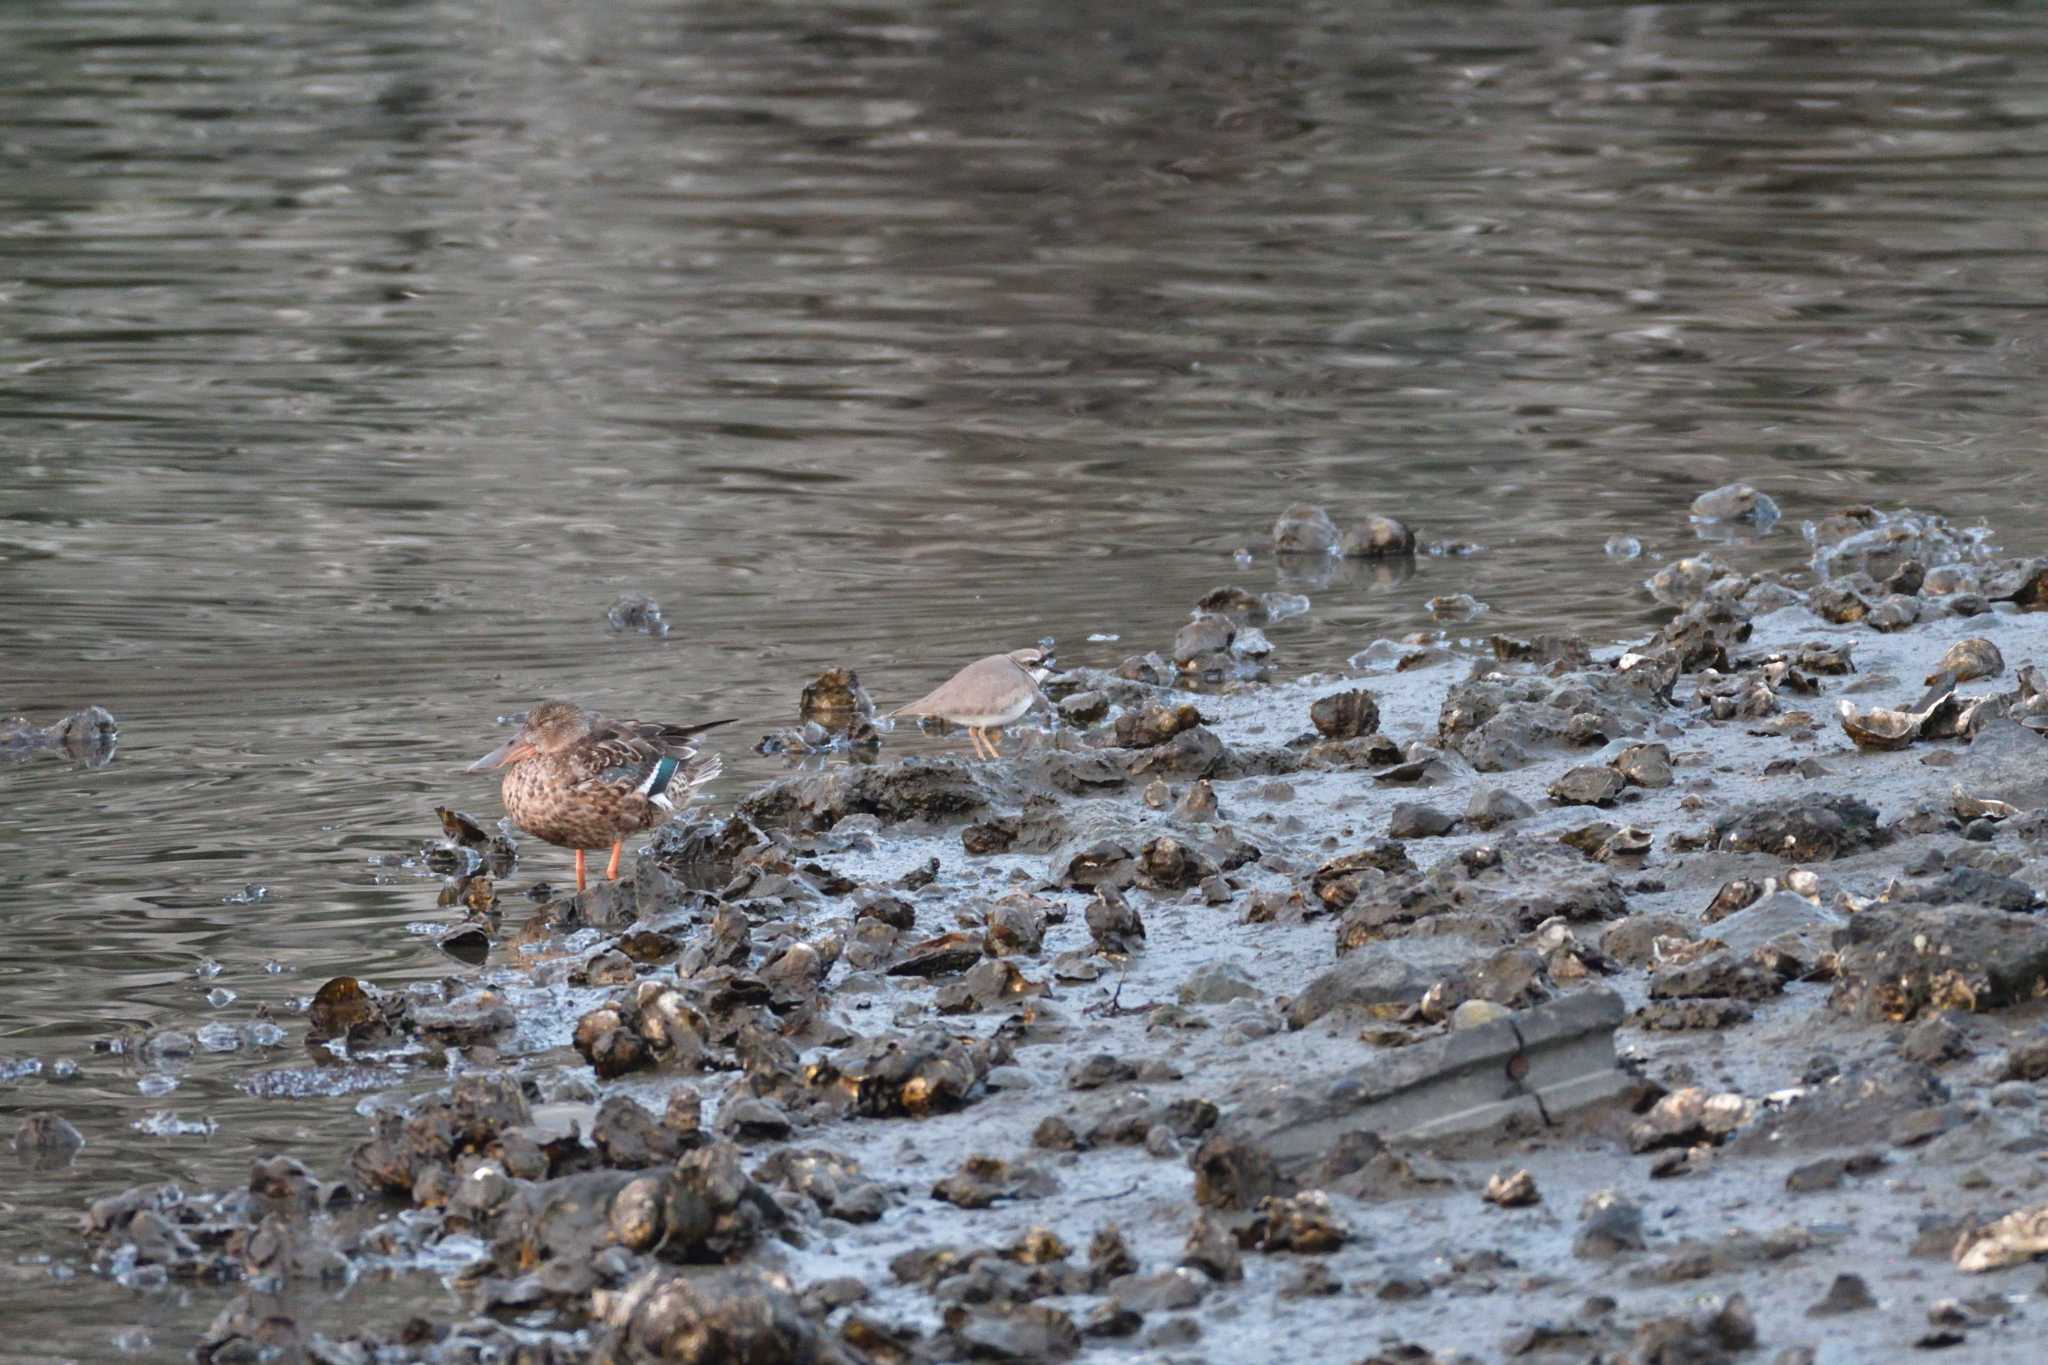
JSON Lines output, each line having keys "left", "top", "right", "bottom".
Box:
{"left": 574, "top": 848, "right": 588, "bottom": 892}
{"left": 605, "top": 840, "right": 624, "bottom": 881}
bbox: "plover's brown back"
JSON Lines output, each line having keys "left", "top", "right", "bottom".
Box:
{"left": 895, "top": 651, "right": 1044, "bottom": 728}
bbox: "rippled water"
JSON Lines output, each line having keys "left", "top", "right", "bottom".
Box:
{"left": 5, "top": 0, "right": 2048, "bottom": 1356}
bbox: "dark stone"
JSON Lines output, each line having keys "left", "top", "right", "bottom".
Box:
{"left": 1785, "top": 1158, "right": 1847, "bottom": 1194}
{"left": 739, "top": 760, "right": 991, "bottom": 832}
{"left": 1549, "top": 764, "right": 1625, "bottom": 806}
{"left": 1648, "top": 951, "right": 1784, "bottom": 1003}
{"left": 1180, "top": 1214, "right": 1244, "bottom": 1282}
{"left": 1807, "top": 1273, "right": 1877, "bottom": 1316}
{"left": 1387, "top": 803, "right": 1456, "bottom": 839}
{"left": 1573, "top": 1194, "right": 1644, "bottom": 1258}
{"left": 1466, "top": 787, "right": 1534, "bottom": 831}
{"left": 798, "top": 668, "right": 875, "bottom": 730}
{"left": 1057, "top": 691, "right": 1109, "bottom": 726}
{"left": 1831, "top": 908, "right": 2048, "bottom": 1020}
{"left": 1887, "top": 867, "right": 2040, "bottom": 913}
{"left": 1897, "top": 1014, "right": 1971, "bottom": 1066}
{"left": 1086, "top": 888, "right": 1146, "bottom": 954}
{"left": 1309, "top": 689, "right": 1381, "bottom": 739}
{"left": 593, "top": 1266, "right": 834, "bottom": 1360}
{"left": 1613, "top": 743, "right": 1674, "bottom": 788}
{"left": 1114, "top": 703, "right": 1204, "bottom": 749}
{"left": 806, "top": 1029, "right": 981, "bottom": 1118}
{"left": 1714, "top": 793, "right": 1886, "bottom": 861}
{"left": 1633, "top": 999, "right": 1754, "bottom": 1031}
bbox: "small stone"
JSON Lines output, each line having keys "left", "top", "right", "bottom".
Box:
{"left": 1691, "top": 482, "right": 1779, "bottom": 526}
{"left": 1340, "top": 514, "right": 1416, "bottom": 559}
{"left": 1273, "top": 503, "right": 1340, "bottom": 555}
{"left": 1574, "top": 1192, "right": 1644, "bottom": 1258}
{"left": 1427, "top": 593, "right": 1487, "bottom": 623}
{"left": 1466, "top": 787, "right": 1534, "bottom": 831}
{"left": 1057, "top": 690, "right": 1109, "bottom": 726}
{"left": 1173, "top": 614, "right": 1236, "bottom": 665}
{"left": 1452, "top": 1000, "right": 1510, "bottom": 1030}
{"left": 1613, "top": 743, "right": 1673, "bottom": 788}
{"left": 1484, "top": 1168, "right": 1539, "bottom": 1207}
{"left": 1785, "top": 1158, "right": 1847, "bottom": 1194}
{"left": 1178, "top": 963, "right": 1261, "bottom": 1006}
{"left": 606, "top": 592, "right": 668, "bottom": 637}
{"left": 1309, "top": 689, "right": 1380, "bottom": 739}
{"left": 1033, "top": 1116, "right": 1081, "bottom": 1151}
{"left": 1388, "top": 803, "right": 1456, "bottom": 839}
{"left": 1550, "top": 765, "right": 1625, "bottom": 806}
{"left": 1181, "top": 1214, "right": 1244, "bottom": 1282}
{"left": 1174, "top": 780, "right": 1218, "bottom": 823}
{"left": 1807, "top": 1273, "right": 1877, "bottom": 1316}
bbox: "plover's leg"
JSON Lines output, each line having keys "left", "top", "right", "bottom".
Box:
{"left": 985, "top": 726, "right": 1004, "bottom": 756}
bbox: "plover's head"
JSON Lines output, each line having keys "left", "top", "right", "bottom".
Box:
{"left": 1007, "top": 645, "right": 1057, "bottom": 684}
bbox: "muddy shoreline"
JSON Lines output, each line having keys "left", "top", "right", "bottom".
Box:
{"left": 47, "top": 502, "right": 2048, "bottom": 1363}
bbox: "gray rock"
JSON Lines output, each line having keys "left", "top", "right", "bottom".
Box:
{"left": 1713, "top": 793, "right": 1886, "bottom": 861}
{"left": 1465, "top": 787, "right": 1534, "bottom": 831}
{"left": 1336, "top": 836, "right": 1627, "bottom": 951}
{"left": 1438, "top": 670, "right": 1665, "bottom": 772}
{"left": 1273, "top": 503, "right": 1340, "bottom": 555}
{"left": 1690, "top": 482, "right": 1779, "bottom": 526}
{"left": 1574, "top": 1192, "right": 1645, "bottom": 1258}
{"left": 1648, "top": 951, "right": 1783, "bottom": 1003}
{"left": 1387, "top": 803, "right": 1456, "bottom": 838}
{"left": 1613, "top": 742, "right": 1673, "bottom": 788}
{"left": 1173, "top": 614, "right": 1235, "bottom": 665}
{"left": 1549, "top": 765, "right": 1625, "bottom": 806}
{"left": 1286, "top": 943, "right": 1470, "bottom": 1029}
{"left": 1057, "top": 690, "right": 1109, "bottom": 725}
{"left": 1806, "top": 1273, "right": 1876, "bottom": 1317}
{"left": 1309, "top": 689, "right": 1380, "bottom": 739}
{"left": 1179, "top": 962, "right": 1263, "bottom": 1006}
{"left": 1831, "top": 908, "right": 2048, "bottom": 1021}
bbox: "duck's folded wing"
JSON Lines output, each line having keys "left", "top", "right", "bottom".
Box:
{"left": 573, "top": 719, "right": 732, "bottom": 793}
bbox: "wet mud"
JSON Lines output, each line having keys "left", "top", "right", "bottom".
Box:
{"left": 48, "top": 502, "right": 2048, "bottom": 1363}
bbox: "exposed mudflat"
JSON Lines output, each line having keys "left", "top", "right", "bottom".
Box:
{"left": 55, "top": 508, "right": 2048, "bottom": 1363}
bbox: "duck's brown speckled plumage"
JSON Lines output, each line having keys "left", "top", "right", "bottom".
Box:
{"left": 469, "top": 701, "right": 731, "bottom": 888}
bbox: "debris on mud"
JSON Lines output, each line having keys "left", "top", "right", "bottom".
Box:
{"left": 72, "top": 501, "right": 2048, "bottom": 1363}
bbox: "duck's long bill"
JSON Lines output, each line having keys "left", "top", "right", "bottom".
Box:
{"left": 466, "top": 738, "right": 535, "bottom": 771}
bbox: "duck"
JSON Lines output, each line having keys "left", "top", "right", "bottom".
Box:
{"left": 467, "top": 700, "right": 732, "bottom": 891}
{"left": 893, "top": 646, "right": 1056, "bottom": 758}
